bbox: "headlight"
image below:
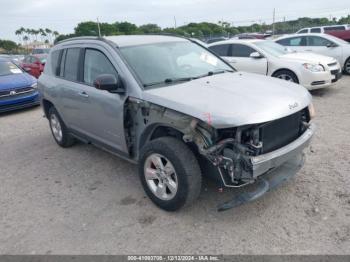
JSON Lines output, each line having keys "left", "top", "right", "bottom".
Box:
{"left": 303, "top": 63, "right": 325, "bottom": 72}
{"left": 308, "top": 103, "right": 316, "bottom": 120}
{"left": 31, "top": 83, "right": 37, "bottom": 89}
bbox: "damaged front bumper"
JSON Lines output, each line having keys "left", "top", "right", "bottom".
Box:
{"left": 250, "top": 122, "right": 315, "bottom": 178}
{"left": 218, "top": 153, "right": 305, "bottom": 211}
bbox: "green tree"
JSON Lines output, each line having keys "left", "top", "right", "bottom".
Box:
{"left": 139, "top": 24, "right": 162, "bottom": 34}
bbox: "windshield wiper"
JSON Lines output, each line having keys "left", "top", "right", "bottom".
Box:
{"left": 193, "top": 69, "right": 234, "bottom": 80}
{"left": 143, "top": 77, "right": 194, "bottom": 87}
{"left": 143, "top": 69, "right": 234, "bottom": 88}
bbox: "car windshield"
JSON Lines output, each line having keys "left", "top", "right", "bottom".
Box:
{"left": 119, "top": 41, "right": 233, "bottom": 88}
{"left": 0, "top": 61, "right": 22, "bottom": 76}
{"left": 255, "top": 41, "right": 289, "bottom": 57}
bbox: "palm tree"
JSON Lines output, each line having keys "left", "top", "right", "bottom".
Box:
{"left": 33, "top": 30, "right": 40, "bottom": 42}
{"left": 53, "top": 31, "right": 59, "bottom": 42}
{"left": 15, "top": 29, "right": 22, "bottom": 44}
{"left": 39, "top": 28, "right": 46, "bottom": 42}
{"left": 45, "top": 28, "right": 52, "bottom": 43}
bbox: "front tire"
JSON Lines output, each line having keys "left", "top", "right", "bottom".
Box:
{"left": 272, "top": 70, "right": 299, "bottom": 83}
{"left": 139, "top": 137, "right": 202, "bottom": 211}
{"left": 48, "top": 107, "right": 75, "bottom": 148}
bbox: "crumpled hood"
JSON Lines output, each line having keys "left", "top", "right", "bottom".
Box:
{"left": 0, "top": 73, "right": 36, "bottom": 91}
{"left": 143, "top": 72, "right": 312, "bottom": 128}
{"left": 280, "top": 52, "right": 336, "bottom": 65}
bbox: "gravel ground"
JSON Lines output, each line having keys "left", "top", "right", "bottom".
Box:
{"left": 0, "top": 76, "right": 349, "bottom": 255}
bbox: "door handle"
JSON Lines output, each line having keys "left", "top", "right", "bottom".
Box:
{"left": 78, "top": 91, "right": 89, "bottom": 98}
{"left": 230, "top": 60, "right": 237, "bottom": 63}
{"left": 305, "top": 49, "right": 312, "bottom": 51}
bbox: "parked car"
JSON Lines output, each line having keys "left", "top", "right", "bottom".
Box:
{"left": 231, "top": 33, "right": 271, "bottom": 40}
{"left": 205, "top": 37, "right": 228, "bottom": 44}
{"left": 296, "top": 25, "right": 350, "bottom": 42}
{"left": 20, "top": 54, "right": 47, "bottom": 78}
{"left": 0, "top": 54, "right": 23, "bottom": 66}
{"left": 275, "top": 33, "right": 350, "bottom": 75}
{"left": 208, "top": 39, "right": 342, "bottom": 90}
{"left": 0, "top": 58, "right": 39, "bottom": 113}
{"left": 39, "top": 35, "right": 315, "bottom": 211}
{"left": 32, "top": 48, "right": 50, "bottom": 55}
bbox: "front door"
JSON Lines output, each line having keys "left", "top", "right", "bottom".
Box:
{"left": 77, "top": 48, "right": 128, "bottom": 153}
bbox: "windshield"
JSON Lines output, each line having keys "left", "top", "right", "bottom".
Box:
{"left": 119, "top": 41, "right": 233, "bottom": 88}
{"left": 0, "top": 61, "right": 22, "bottom": 76}
{"left": 255, "top": 41, "right": 289, "bottom": 57}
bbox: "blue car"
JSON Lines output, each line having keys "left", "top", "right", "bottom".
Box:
{"left": 0, "top": 57, "right": 39, "bottom": 113}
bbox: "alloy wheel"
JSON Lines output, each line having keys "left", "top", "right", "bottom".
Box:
{"left": 144, "top": 153, "right": 178, "bottom": 200}
{"left": 50, "top": 113, "right": 63, "bottom": 142}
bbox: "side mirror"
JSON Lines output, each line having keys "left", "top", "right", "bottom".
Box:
{"left": 250, "top": 52, "right": 263, "bottom": 59}
{"left": 326, "top": 43, "right": 337, "bottom": 48}
{"left": 93, "top": 74, "right": 124, "bottom": 93}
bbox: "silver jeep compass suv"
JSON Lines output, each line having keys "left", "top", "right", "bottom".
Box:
{"left": 38, "top": 35, "right": 315, "bottom": 211}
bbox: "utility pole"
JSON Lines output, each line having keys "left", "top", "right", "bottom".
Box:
{"left": 97, "top": 17, "right": 101, "bottom": 37}
{"left": 174, "top": 16, "right": 177, "bottom": 29}
{"left": 272, "top": 8, "right": 276, "bottom": 35}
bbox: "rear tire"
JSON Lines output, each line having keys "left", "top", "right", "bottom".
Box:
{"left": 139, "top": 137, "right": 202, "bottom": 211}
{"left": 48, "top": 107, "right": 75, "bottom": 148}
{"left": 344, "top": 57, "right": 350, "bottom": 75}
{"left": 272, "top": 70, "right": 299, "bottom": 83}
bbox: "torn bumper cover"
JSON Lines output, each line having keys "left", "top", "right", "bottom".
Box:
{"left": 216, "top": 123, "right": 315, "bottom": 211}
{"left": 218, "top": 153, "right": 305, "bottom": 211}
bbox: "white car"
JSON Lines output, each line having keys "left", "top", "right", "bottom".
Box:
{"left": 275, "top": 33, "right": 350, "bottom": 75}
{"left": 208, "top": 39, "right": 341, "bottom": 90}
{"left": 296, "top": 24, "right": 350, "bottom": 34}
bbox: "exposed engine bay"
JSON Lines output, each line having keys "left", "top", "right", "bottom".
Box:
{"left": 125, "top": 97, "right": 312, "bottom": 188}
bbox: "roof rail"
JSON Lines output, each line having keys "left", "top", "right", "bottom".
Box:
{"left": 57, "top": 36, "right": 105, "bottom": 45}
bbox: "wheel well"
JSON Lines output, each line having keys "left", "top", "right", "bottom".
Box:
{"left": 138, "top": 125, "right": 184, "bottom": 152}
{"left": 42, "top": 99, "right": 54, "bottom": 118}
{"left": 272, "top": 69, "right": 299, "bottom": 83}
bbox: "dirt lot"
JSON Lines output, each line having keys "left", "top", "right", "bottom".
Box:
{"left": 0, "top": 76, "right": 349, "bottom": 255}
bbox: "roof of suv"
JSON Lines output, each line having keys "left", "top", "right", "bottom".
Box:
{"left": 106, "top": 35, "right": 188, "bottom": 47}
{"left": 58, "top": 35, "right": 189, "bottom": 47}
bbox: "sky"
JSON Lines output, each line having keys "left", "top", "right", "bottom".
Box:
{"left": 1, "top": 0, "right": 350, "bottom": 42}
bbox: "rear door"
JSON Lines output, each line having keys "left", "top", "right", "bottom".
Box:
{"left": 58, "top": 48, "right": 86, "bottom": 130}
{"left": 208, "top": 43, "right": 231, "bottom": 63}
{"left": 229, "top": 43, "right": 267, "bottom": 74}
{"left": 306, "top": 35, "right": 343, "bottom": 62}
{"left": 276, "top": 36, "right": 307, "bottom": 53}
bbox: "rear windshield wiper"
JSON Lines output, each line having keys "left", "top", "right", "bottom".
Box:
{"left": 143, "top": 77, "right": 193, "bottom": 87}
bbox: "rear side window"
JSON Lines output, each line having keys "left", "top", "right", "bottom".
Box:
{"left": 50, "top": 50, "right": 61, "bottom": 76}
{"left": 277, "top": 36, "right": 306, "bottom": 46}
{"left": 231, "top": 44, "right": 256, "bottom": 57}
{"left": 63, "top": 48, "right": 81, "bottom": 81}
{"left": 324, "top": 26, "right": 345, "bottom": 31}
{"left": 310, "top": 28, "right": 321, "bottom": 33}
{"left": 209, "top": 44, "right": 230, "bottom": 56}
{"left": 307, "top": 36, "right": 333, "bottom": 46}
{"left": 83, "top": 49, "right": 118, "bottom": 85}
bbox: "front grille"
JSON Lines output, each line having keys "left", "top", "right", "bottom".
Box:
{"left": 331, "top": 69, "right": 340, "bottom": 75}
{"left": 260, "top": 110, "right": 304, "bottom": 154}
{"left": 328, "top": 62, "right": 338, "bottom": 67}
{"left": 0, "top": 86, "right": 34, "bottom": 98}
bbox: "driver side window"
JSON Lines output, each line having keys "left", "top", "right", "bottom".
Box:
{"left": 83, "top": 49, "right": 118, "bottom": 86}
